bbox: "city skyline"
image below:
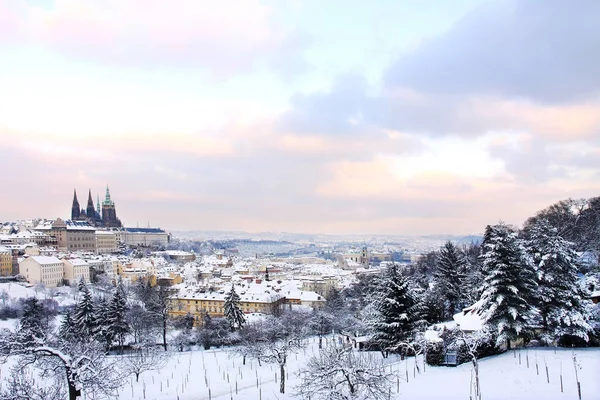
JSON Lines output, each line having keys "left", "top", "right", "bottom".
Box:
{"left": 1, "top": 0, "right": 599, "bottom": 235}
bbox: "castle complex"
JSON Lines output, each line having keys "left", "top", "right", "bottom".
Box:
{"left": 71, "top": 186, "right": 123, "bottom": 228}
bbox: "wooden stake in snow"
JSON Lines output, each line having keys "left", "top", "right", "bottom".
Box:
{"left": 573, "top": 353, "right": 581, "bottom": 400}
{"left": 544, "top": 357, "right": 549, "bottom": 384}
{"left": 535, "top": 352, "right": 539, "bottom": 375}
{"left": 560, "top": 360, "right": 563, "bottom": 393}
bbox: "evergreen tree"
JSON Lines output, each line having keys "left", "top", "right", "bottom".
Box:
{"left": 93, "top": 297, "right": 113, "bottom": 350}
{"left": 524, "top": 219, "right": 591, "bottom": 343}
{"left": 107, "top": 280, "right": 130, "bottom": 350}
{"left": 370, "top": 264, "right": 424, "bottom": 355}
{"left": 58, "top": 310, "right": 77, "bottom": 344}
{"left": 16, "top": 297, "right": 46, "bottom": 348}
{"left": 434, "top": 241, "right": 467, "bottom": 319}
{"left": 73, "top": 278, "right": 96, "bottom": 341}
{"left": 479, "top": 223, "right": 537, "bottom": 348}
{"left": 223, "top": 285, "right": 245, "bottom": 330}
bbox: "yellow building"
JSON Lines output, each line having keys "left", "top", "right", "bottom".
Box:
{"left": 168, "top": 286, "right": 285, "bottom": 324}
{"left": 0, "top": 246, "right": 12, "bottom": 276}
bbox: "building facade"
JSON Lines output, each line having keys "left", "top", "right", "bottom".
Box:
{"left": 0, "top": 246, "right": 12, "bottom": 276}
{"left": 62, "top": 258, "right": 90, "bottom": 285}
{"left": 18, "top": 256, "right": 64, "bottom": 288}
{"left": 95, "top": 230, "right": 118, "bottom": 254}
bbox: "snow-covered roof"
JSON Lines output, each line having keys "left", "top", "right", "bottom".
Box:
{"left": 453, "top": 299, "right": 484, "bottom": 332}
{"left": 22, "top": 256, "right": 62, "bottom": 265}
{"left": 590, "top": 290, "right": 600, "bottom": 298}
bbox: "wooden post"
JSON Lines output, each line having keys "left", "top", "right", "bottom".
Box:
{"left": 560, "top": 361, "right": 563, "bottom": 393}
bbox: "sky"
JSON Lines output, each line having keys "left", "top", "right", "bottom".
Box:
{"left": 0, "top": 0, "right": 599, "bottom": 235}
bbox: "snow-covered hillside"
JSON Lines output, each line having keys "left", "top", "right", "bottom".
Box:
{"left": 85, "top": 339, "right": 598, "bottom": 400}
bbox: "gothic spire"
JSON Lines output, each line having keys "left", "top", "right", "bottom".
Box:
{"left": 71, "top": 189, "right": 81, "bottom": 220}
{"left": 86, "top": 189, "right": 96, "bottom": 218}
{"left": 104, "top": 185, "right": 114, "bottom": 206}
{"left": 96, "top": 194, "right": 102, "bottom": 217}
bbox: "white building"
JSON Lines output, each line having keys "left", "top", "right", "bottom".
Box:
{"left": 95, "top": 230, "right": 118, "bottom": 254}
{"left": 62, "top": 258, "right": 90, "bottom": 285}
{"left": 19, "top": 256, "right": 64, "bottom": 288}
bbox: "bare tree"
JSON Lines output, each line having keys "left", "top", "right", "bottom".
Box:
{"left": 122, "top": 345, "right": 170, "bottom": 382}
{"left": 0, "top": 363, "right": 66, "bottom": 400}
{"left": 0, "top": 339, "right": 125, "bottom": 400}
{"left": 247, "top": 314, "right": 308, "bottom": 394}
{"left": 457, "top": 329, "right": 484, "bottom": 400}
{"left": 296, "top": 343, "right": 396, "bottom": 400}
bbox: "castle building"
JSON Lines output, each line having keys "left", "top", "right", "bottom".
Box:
{"left": 70, "top": 186, "right": 122, "bottom": 228}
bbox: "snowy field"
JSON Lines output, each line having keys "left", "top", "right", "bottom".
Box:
{"left": 105, "top": 338, "right": 599, "bottom": 400}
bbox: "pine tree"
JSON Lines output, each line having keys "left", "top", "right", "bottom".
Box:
{"left": 370, "top": 264, "right": 423, "bottom": 355}
{"left": 223, "top": 285, "right": 245, "bottom": 330}
{"left": 16, "top": 297, "right": 46, "bottom": 348}
{"left": 434, "top": 241, "right": 468, "bottom": 319}
{"left": 107, "top": 280, "right": 130, "bottom": 350}
{"left": 73, "top": 278, "right": 96, "bottom": 341}
{"left": 94, "top": 297, "right": 113, "bottom": 350}
{"left": 479, "top": 223, "right": 537, "bottom": 348}
{"left": 58, "top": 310, "right": 77, "bottom": 344}
{"left": 524, "top": 219, "right": 591, "bottom": 343}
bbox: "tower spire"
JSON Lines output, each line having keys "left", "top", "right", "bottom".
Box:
{"left": 104, "top": 185, "right": 114, "bottom": 205}
{"left": 96, "top": 194, "right": 102, "bottom": 217}
{"left": 86, "top": 189, "right": 95, "bottom": 219}
{"left": 71, "top": 189, "right": 81, "bottom": 220}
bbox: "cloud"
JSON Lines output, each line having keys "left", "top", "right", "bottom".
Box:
{"left": 385, "top": 0, "right": 600, "bottom": 103}
{"left": 1, "top": 0, "right": 308, "bottom": 76}
{"left": 489, "top": 134, "right": 600, "bottom": 183}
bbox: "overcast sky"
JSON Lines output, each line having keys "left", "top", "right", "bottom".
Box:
{"left": 1, "top": 0, "right": 598, "bottom": 235}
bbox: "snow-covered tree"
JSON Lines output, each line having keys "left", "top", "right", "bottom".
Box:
{"left": 309, "top": 309, "right": 335, "bottom": 349}
{"left": 107, "top": 280, "right": 130, "bottom": 351}
{"left": 434, "top": 241, "right": 468, "bottom": 319}
{"left": 524, "top": 219, "right": 592, "bottom": 343}
{"left": 73, "top": 279, "right": 96, "bottom": 341}
{"left": 369, "top": 263, "right": 424, "bottom": 356}
{"left": 122, "top": 345, "right": 169, "bottom": 382}
{"left": 15, "top": 297, "right": 47, "bottom": 349}
{"left": 479, "top": 223, "right": 537, "bottom": 348}
{"left": 145, "top": 285, "right": 170, "bottom": 351}
{"left": 247, "top": 313, "right": 309, "bottom": 394}
{"left": 296, "top": 344, "right": 395, "bottom": 400}
{"left": 1, "top": 321, "right": 125, "bottom": 400}
{"left": 223, "top": 285, "right": 245, "bottom": 330}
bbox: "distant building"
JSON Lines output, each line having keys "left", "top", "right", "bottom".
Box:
{"left": 117, "top": 228, "right": 170, "bottom": 247}
{"left": 19, "top": 256, "right": 64, "bottom": 288}
{"left": 95, "top": 230, "right": 118, "bottom": 254}
{"left": 0, "top": 246, "right": 12, "bottom": 276}
{"left": 71, "top": 186, "right": 122, "bottom": 228}
{"left": 62, "top": 258, "right": 90, "bottom": 285}
{"left": 34, "top": 218, "right": 97, "bottom": 253}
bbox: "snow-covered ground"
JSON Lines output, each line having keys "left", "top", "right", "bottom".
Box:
{"left": 109, "top": 339, "right": 599, "bottom": 400}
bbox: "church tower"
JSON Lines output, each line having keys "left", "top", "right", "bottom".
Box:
{"left": 101, "top": 185, "right": 122, "bottom": 228}
{"left": 86, "top": 190, "right": 96, "bottom": 220}
{"left": 71, "top": 189, "right": 81, "bottom": 220}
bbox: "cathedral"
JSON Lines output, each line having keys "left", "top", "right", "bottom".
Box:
{"left": 71, "top": 186, "right": 123, "bottom": 228}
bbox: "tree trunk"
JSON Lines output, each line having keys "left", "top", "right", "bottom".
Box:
{"left": 66, "top": 365, "right": 81, "bottom": 400}
{"left": 162, "top": 316, "right": 167, "bottom": 351}
{"left": 472, "top": 357, "right": 481, "bottom": 400}
{"left": 319, "top": 335, "right": 322, "bottom": 349}
{"left": 279, "top": 363, "right": 285, "bottom": 394}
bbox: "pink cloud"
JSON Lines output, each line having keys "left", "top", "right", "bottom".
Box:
{"left": 0, "top": 0, "right": 24, "bottom": 43}
{"left": 9, "top": 0, "right": 290, "bottom": 73}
